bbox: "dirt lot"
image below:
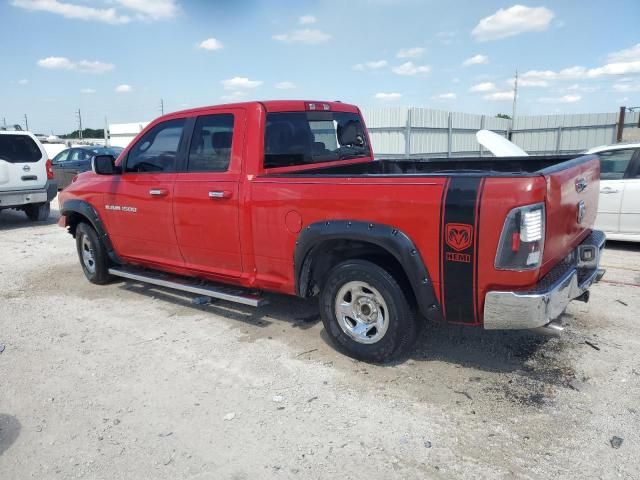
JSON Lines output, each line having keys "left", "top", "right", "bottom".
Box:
{"left": 1, "top": 200, "right": 639, "bottom": 479}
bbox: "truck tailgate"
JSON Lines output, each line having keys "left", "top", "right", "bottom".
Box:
{"left": 540, "top": 154, "right": 600, "bottom": 276}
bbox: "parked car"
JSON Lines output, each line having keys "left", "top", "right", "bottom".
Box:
{"left": 0, "top": 130, "right": 57, "bottom": 221}
{"left": 52, "top": 146, "right": 123, "bottom": 190}
{"left": 58, "top": 100, "right": 604, "bottom": 361}
{"left": 588, "top": 142, "right": 640, "bottom": 242}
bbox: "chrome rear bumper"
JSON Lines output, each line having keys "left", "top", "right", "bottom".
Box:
{"left": 483, "top": 230, "right": 606, "bottom": 331}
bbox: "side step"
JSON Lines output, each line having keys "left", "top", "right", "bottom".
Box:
{"left": 108, "top": 266, "right": 267, "bottom": 307}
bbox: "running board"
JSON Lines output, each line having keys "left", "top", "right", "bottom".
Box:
{"left": 108, "top": 267, "right": 267, "bottom": 307}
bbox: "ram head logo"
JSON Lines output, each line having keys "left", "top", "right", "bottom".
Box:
{"left": 445, "top": 223, "right": 473, "bottom": 251}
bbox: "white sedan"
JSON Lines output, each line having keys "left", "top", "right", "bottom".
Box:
{"left": 589, "top": 142, "right": 640, "bottom": 242}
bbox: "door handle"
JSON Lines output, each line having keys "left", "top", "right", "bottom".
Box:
{"left": 149, "top": 188, "right": 169, "bottom": 197}
{"left": 600, "top": 187, "right": 620, "bottom": 194}
{"left": 208, "top": 191, "right": 231, "bottom": 199}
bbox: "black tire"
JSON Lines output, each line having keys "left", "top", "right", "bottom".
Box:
{"left": 75, "top": 222, "right": 113, "bottom": 285}
{"left": 24, "top": 202, "right": 50, "bottom": 221}
{"left": 319, "top": 259, "right": 418, "bottom": 363}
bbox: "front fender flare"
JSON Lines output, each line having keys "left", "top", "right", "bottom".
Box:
{"left": 60, "top": 199, "right": 121, "bottom": 264}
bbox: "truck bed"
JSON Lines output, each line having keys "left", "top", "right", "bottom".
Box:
{"left": 269, "top": 154, "right": 588, "bottom": 177}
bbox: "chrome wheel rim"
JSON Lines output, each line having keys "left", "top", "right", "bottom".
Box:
{"left": 334, "top": 281, "right": 389, "bottom": 344}
{"left": 81, "top": 235, "right": 96, "bottom": 274}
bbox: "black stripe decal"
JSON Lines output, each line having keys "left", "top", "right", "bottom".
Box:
{"left": 441, "top": 177, "right": 482, "bottom": 324}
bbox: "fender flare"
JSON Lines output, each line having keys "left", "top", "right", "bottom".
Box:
{"left": 60, "top": 199, "right": 122, "bottom": 264}
{"left": 294, "top": 220, "right": 441, "bottom": 321}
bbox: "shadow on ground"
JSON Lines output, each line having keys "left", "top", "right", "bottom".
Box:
{"left": 0, "top": 414, "right": 21, "bottom": 457}
{"left": 0, "top": 209, "right": 59, "bottom": 231}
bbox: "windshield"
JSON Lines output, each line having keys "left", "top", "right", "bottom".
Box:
{"left": 264, "top": 111, "right": 370, "bottom": 168}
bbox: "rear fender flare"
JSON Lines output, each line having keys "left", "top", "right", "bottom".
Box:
{"left": 294, "top": 220, "right": 441, "bottom": 321}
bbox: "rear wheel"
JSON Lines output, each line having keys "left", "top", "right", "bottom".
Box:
{"left": 75, "top": 222, "right": 113, "bottom": 285}
{"left": 24, "top": 202, "right": 50, "bottom": 221}
{"left": 320, "top": 259, "right": 418, "bottom": 362}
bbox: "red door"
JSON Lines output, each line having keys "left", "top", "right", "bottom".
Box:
{"left": 104, "top": 118, "right": 186, "bottom": 267}
{"left": 173, "top": 110, "right": 244, "bottom": 278}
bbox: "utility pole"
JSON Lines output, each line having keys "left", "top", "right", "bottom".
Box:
{"left": 511, "top": 70, "right": 518, "bottom": 127}
{"left": 159, "top": 98, "right": 164, "bottom": 115}
{"left": 76, "top": 109, "right": 83, "bottom": 140}
{"left": 24, "top": 114, "right": 29, "bottom": 131}
{"left": 2, "top": 117, "right": 6, "bottom": 127}
{"left": 104, "top": 116, "right": 110, "bottom": 147}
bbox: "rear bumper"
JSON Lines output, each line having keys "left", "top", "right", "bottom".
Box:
{"left": 483, "top": 230, "right": 606, "bottom": 330}
{"left": 0, "top": 180, "right": 57, "bottom": 208}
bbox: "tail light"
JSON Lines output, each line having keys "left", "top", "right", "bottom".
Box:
{"left": 46, "top": 159, "right": 54, "bottom": 179}
{"left": 495, "top": 203, "right": 545, "bottom": 270}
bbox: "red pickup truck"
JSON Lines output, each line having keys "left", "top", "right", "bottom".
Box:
{"left": 59, "top": 100, "right": 605, "bottom": 361}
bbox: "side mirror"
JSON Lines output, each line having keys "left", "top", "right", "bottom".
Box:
{"left": 92, "top": 155, "right": 118, "bottom": 175}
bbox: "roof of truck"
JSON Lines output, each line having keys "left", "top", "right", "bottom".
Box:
{"left": 169, "top": 100, "right": 360, "bottom": 118}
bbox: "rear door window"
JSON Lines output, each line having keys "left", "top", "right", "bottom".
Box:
{"left": 187, "top": 114, "right": 234, "bottom": 172}
{"left": 125, "top": 119, "right": 186, "bottom": 173}
{"left": 0, "top": 134, "right": 42, "bottom": 163}
{"left": 599, "top": 149, "right": 636, "bottom": 180}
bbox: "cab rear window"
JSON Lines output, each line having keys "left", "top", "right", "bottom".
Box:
{"left": 0, "top": 135, "right": 42, "bottom": 163}
{"left": 264, "top": 111, "right": 370, "bottom": 168}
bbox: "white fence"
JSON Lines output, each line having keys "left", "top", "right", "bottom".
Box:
{"left": 108, "top": 109, "right": 640, "bottom": 157}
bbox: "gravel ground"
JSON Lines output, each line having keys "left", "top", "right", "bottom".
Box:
{"left": 1, "top": 200, "right": 639, "bottom": 479}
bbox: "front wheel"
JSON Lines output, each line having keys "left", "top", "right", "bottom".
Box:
{"left": 319, "top": 259, "right": 418, "bottom": 362}
{"left": 75, "top": 222, "right": 113, "bottom": 285}
{"left": 24, "top": 202, "right": 50, "bottom": 221}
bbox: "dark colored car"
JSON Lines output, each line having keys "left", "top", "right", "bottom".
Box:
{"left": 51, "top": 146, "right": 123, "bottom": 190}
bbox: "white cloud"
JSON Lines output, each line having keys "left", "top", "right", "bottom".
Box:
{"left": 472, "top": 5, "right": 554, "bottom": 41}
{"left": 17, "top": 79, "right": 29, "bottom": 85}
{"left": 115, "top": 84, "right": 132, "bottom": 93}
{"left": 198, "top": 38, "right": 223, "bottom": 51}
{"left": 374, "top": 92, "right": 402, "bottom": 101}
{"left": 221, "top": 77, "right": 263, "bottom": 90}
{"left": 483, "top": 91, "right": 514, "bottom": 101}
{"left": 81, "top": 88, "right": 96, "bottom": 94}
{"left": 607, "top": 43, "right": 640, "bottom": 63}
{"left": 275, "top": 81, "right": 296, "bottom": 90}
{"left": 538, "top": 94, "right": 581, "bottom": 103}
{"left": 392, "top": 62, "right": 430, "bottom": 76}
{"left": 463, "top": 54, "right": 489, "bottom": 66}
{"left": 432, "top": 93, "right": 457, "bottom": 100}
{"left": 521, "top": 55, "right": 640, "bottom": 82}
{"left": 37, "top": 56, "right": 114, "bottom": 74}
{"left": 115, "top": 0, "right": 178, "bottom": 21}
{"left": 299, "top": 14, "right": 316, "bottom": 24}
{"left": 273, "top": 28, "right": 331, "bottom": 44}
{"left": 565, "top": 83, "right": 598, "bottom": 93}
{"left": 221, "top": 91, "right": 247, "bottom": 102}
{"left": 12, "top": 0, "right": 131, "bottom": 24}
{"left": 352, "top": 60, "right": 388, "bottom": 71}
{"left": 613, "top": 82, "right": 640, "bottom": 93}
{"left": 397, "top": 47, "right": 425, "bottom": 59}
{"left": 12, "top": 0, "right": 177, "bottom": 23}
{"left": 469, "top": 82, "right": 496, "bottom": 92}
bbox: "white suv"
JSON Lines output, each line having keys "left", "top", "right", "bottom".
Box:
{"left": 0, "top": 130, "right": 58, "bottom": 221}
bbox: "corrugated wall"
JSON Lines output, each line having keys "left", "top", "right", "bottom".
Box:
{"left": 360, "top": 107, "right": 635, "bottom": 158}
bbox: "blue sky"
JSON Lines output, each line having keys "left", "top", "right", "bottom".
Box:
{"left": 1, "top": 0, "right": 639, "bottom": 134}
